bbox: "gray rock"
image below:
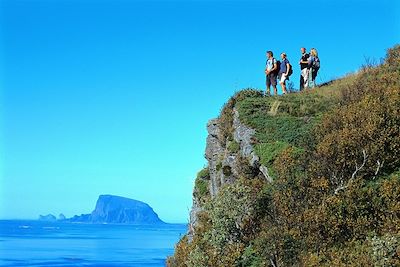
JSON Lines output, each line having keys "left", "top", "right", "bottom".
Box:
{"left": 205, "top": 119, "right": 225, "bottom": 197}
{"left": 233, "top": 108, "right": 258, "bottom": 166}
{"left": 189, "top": 119, "right": 224, "bottom": 238}
{"left": 206, "top": 118, "right": 220, "bottom": 138}
{"left": 188, "top": 195, "right": 202, "bottom": 241}
{"left": 259, "top": 165, "right": 273, "bottom": 183}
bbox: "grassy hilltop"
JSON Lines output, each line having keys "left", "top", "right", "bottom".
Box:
{"left": 168, "top": 45, "right": 400, "bottom": 267}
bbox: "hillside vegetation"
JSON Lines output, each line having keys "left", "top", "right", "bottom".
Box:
{"left": 168, "top": 45, "right": 400, "bottom": 267}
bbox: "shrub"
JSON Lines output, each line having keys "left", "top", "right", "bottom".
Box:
{"left": 370, "top": 233, "right": 400, "bottom": 267}
{"left": 254, "top": 141, "right": 290, "bottom": 166}
{"left": 197, "top": 168, "right": 210, "bottom": 180}
{"left": 194, "top": 174, "right": 210, "bottom": 203}
{"left": 236, "top": 153, "right": 260, "bottom": 178}
{"left": 227, "top": 140, "right": 240, "bottom": 154}
{"left": 167, "top": 235, "right": 190, "bottom": 267}
{"left": 215, "top": 160, "right": 222, "bottom": 171}
{"left": 301, "top": 240, "right": 373, "bottom": 266}
{"left": 314, "top": 73, "right": 400, "bottom": 190}
{"left": 222, "top": 165, "right": 232, "bottom": 176}
{"left": 237, "top": 245, "right": 264, "bottom": 267}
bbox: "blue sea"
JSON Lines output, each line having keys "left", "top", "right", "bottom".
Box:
{"left": 0, "top": 220, "right": 187, "bottom": 267}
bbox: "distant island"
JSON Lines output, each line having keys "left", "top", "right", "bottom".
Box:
{"left": 38, "top": 214, "right": 57, "bottom": 222}
{"left": 39, "top": 195, "right": 165, "bottom": 225}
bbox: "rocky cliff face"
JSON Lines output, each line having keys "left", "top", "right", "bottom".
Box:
{"left": 69, "top": 195, "right": 164, "bottom": 224}
{"left": 189, "top": 107, "right": 271, "bottom": 237}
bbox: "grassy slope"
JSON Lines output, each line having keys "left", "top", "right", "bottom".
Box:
{"left": 236, "top": 88, "right": 338, "bottom": 167}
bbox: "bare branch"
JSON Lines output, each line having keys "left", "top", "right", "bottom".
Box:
{"left": 335, "top": 149, "right": 368, "bottom": 195}
{"left": 351, "top": 149, "right": 368, "bottom": 180}
{"left": 331, "top": 169, "right": 346, "bottom": 195}
{"left": 373, "top": 160, "right": 384, "bottom": 179}
{"left": 334, "top": 187, "right": 345, "bottom": 194}
{"left": 334, "top": 182, "right": 347, "bottom": 195}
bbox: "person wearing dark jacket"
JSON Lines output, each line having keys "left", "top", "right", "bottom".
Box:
{"left": 299, "top": 47, "right": 309, "bottom": 90}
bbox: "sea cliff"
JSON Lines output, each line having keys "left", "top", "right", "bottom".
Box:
{"left": 168, "top": 45, "right": 400, "bottom": 267}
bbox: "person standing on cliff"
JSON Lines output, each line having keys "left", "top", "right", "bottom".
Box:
{"left": 307, "top": 48, "right": 320, "bottom": 88}
{"left": 265, "top": 51, "right": 278, "bottom": 96}
{"left": 279, "top": 52, "right": 290, "bottom": 94}
{"left": 299, "top": 47, "right": 309, "bottom": 90}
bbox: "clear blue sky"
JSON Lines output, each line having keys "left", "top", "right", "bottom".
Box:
{"left": 1, "top": 0, "right": 399, "bottom": 223}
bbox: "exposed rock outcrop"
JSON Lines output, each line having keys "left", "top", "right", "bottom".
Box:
{"left": 205, "top": 118, "right": 224, "bottom": 197}
{"left": 189, "top": 106, "right": 273, "bottom": 237}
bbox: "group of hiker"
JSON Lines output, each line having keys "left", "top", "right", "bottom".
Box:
{"left": 265, "top": 47, "right": 320, "bottom": 95}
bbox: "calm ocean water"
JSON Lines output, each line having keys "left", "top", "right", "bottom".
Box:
{"left": 0, "top": 220, "right": 187, "bottom": 267}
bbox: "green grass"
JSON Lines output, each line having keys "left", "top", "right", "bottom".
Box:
{"left": 227, "top": 140, "right": 240, "bottom": 154}
{"left": 197, "top": 168, "right": 210, "bottom": 180}
{"left": 234, "top": 88, "right": 340, "bottom": 170}
{"left": 254, "top": 141, "right": 290, "bottom": 166}
{"left": 237, "top": 90, "right": 338, "bottom": 120}
{"left": 195, "top": 177, "right": 209, "bottom": 200}
{"left": 194, "top": 168, "right": 211, "bottom": 201}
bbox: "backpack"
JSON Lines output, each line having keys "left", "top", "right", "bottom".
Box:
{"left": 287, "top": 63, "right": 293, "bottom": 76}
{"left": 274, "top": 59, "right": 281, "bottom": 74}
{"left": 312, "top": 57, "right": 320, "bottom": 70}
